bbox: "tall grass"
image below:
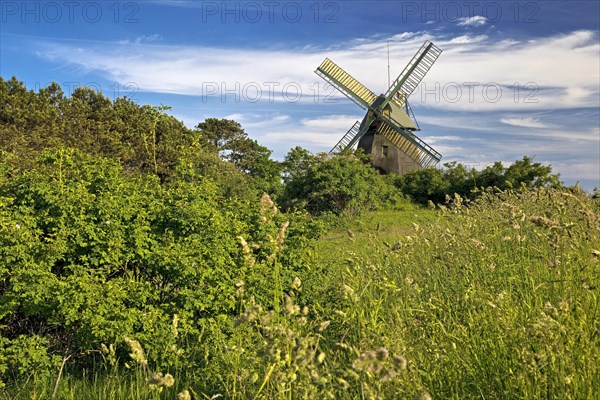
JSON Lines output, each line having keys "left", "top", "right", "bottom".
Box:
{"left": 4, "top": 188, "right": 598, "bottom": 399}
{"left": 311, "top": 188, "right": 599, "bottom": 399}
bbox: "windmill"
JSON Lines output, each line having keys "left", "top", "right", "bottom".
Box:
{"left": 315, "top": 40, "right": 442, "bottom": 174}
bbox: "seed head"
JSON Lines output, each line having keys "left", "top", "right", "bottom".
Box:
{"left": 392, "top": 355, "right": 407, "bottom": 370}
{"left": 172, "top": 314, "right": 180, "bottom": 337}
{"left": 124, "top": 336, "right": 147, "bottom": 366}
{"left": 177, "top": 390, "right": 192, "bottom": 400}
{"left": 292, "top": 276, "right": 302, "bottom": 290}
{"left": 318, "top": 320, "right": 331, "bottom": 331}
{"left": 376, "top": 347, "right": 389, "bottom": 360}
{"left": 284, "top": 294, "right": 300, "bottom": 315}
{"left": 317, "top": 352, "right": 326, "bottom": 364}
{"left": 148, "top": 371, "right": 174, "bottom": 388}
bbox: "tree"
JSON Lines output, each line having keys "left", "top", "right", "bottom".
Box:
{"left": 503, "top": 156, "right": 561, "bottom": 189}
{"left": 281, "top": 146, "right": 315, "bottom": 184}
{"left": 195, "top": 118, "right": 281, "bottom": 195}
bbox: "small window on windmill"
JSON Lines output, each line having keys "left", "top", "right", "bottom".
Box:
{"left": 382, "top": 145, "right": 389, "bottom": 158}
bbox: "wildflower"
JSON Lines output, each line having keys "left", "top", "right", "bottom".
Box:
{"left": 238, "top": 236, "right": 255, "bottom": 267}
{"left": 240, "top": 304, "right": 262, "bottom": 323}
{"left": 353, "top": 351, "right": 381, "bottom": 373}
{"left": 124, "top": 336, "right": 147, "bottom": 366}
{"left": 238, "top": 236, "right": 251, "bottom": 253}
{"left": 259, "top": 192, "right": 277, "bottom": 221}
{"left": 276, "top": 221, "right": 290, "bottom": 249}
{"left": 163, "top": 373, "right": 175, "bottom": 387}
{"left": 284, "top": 294, "right": 300, "bottom": 315}
{"left": 148, "top": 371, "right": 174, "bottom": 388}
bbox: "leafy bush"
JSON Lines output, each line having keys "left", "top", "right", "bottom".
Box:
{"left": 395, "top": 157, "right": 562, "bottom": 204}
{"left": 281, "top": 151, "right": 400, "bottom": 216}
{"left": 0, "top": 148, "right": 320, "bottom": 392}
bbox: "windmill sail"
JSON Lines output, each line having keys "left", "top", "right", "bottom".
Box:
{"left": 316, "top": 58, "right": 378, "bottom": 109}
{"left": 330, "top": 120, "right": 361, "bottom": 152}
{"left": 382, "top": 41, "right": 442, "bottom": 108}
{"left": 376, "top": 115, "right": 441, "bottom": 167}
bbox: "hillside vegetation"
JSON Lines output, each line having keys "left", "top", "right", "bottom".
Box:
{"left": 0, "top": 77, "right": 597, "bottom": 399}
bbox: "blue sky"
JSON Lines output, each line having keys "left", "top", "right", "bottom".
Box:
{"left": 1, "top": 0, "right": 599, "bottom": 189}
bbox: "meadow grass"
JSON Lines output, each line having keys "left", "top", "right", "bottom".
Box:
{"left": 3, "top": 188, "right": 598, "bottom": 399}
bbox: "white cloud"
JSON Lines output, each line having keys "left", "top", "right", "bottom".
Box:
{"left": 500, "top": 117, "right": 551, "bottom": 129}
{"left": 457, "top": 16, "right": 487, "bottom": 27}
{"left": 35, "top": 30, "right": 600, "bottom": 113}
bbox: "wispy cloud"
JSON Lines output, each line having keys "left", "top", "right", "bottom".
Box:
{"left": 34, "top": 30, "right": 599, "bottom": 113}
{"left": 457, "top": 16, "right": 487, "bottom": 27}
{"left": 500, "top": 117, "right": 552, "bottom": 129}
{"left": 118, "top": 34, "right": 163, "bottom": 45}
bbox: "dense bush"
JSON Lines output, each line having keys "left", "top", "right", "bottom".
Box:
{"left": 280, "top": 150, "right": 401, "bottom": 216}
{"left": 0, "top": 148, "right": 321, "bottom": 392}
{"left": 394, "top": 157, "right": 562, "bottom": 204}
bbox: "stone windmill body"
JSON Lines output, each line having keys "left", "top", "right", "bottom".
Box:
{"left": 315, "top": 40, "right": 442, "bottom": 174}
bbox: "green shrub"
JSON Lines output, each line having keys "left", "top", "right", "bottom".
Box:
{"left": 281, "top": 152, "right": 399, "bottom": 216}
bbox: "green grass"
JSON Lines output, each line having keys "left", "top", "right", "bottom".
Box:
{"left": 3, "top": 188, "right": 599, "bottom": 399}
{"left": 314, "top": 208, "right": 436, "bottom": 264}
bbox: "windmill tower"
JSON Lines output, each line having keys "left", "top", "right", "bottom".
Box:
{"left": 315, "top": 40, "right": 442, "bottom": 174}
